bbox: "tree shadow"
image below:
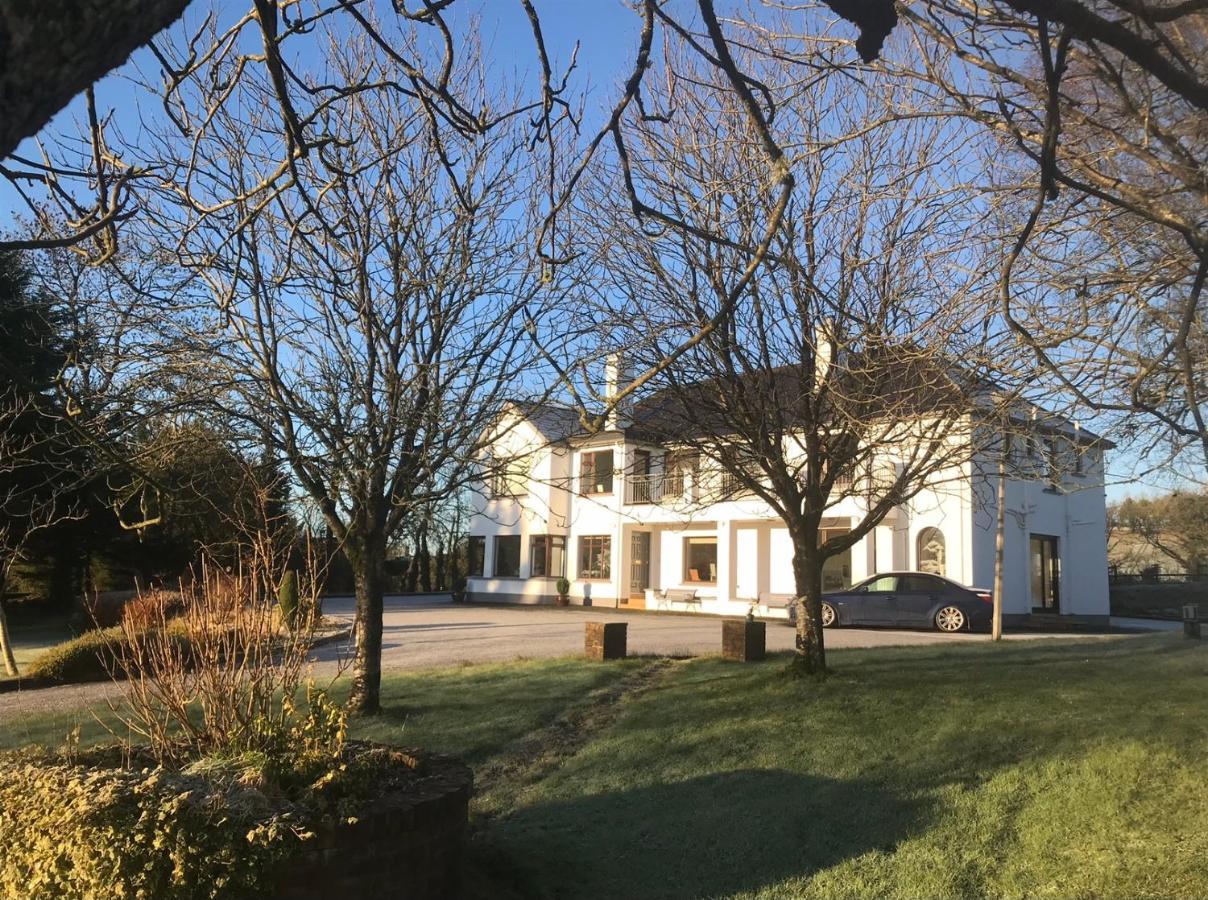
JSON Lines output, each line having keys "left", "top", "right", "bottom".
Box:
{"left": 469, "top": 768, "right": 930, "bottom": 899}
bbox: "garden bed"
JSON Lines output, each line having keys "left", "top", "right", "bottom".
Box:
{"left": 0, "top": 741, "right": 471, "bottom": 899}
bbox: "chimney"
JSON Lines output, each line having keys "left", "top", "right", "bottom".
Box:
{"left": 604, "top": 352, "right": 632, "bottom": 430}
{"left": 813, "top": 320, "right": 834, "bottom": 387}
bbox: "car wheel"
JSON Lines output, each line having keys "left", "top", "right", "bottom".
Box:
{"left": 934, "top": 606, "right": 966, "bottom": 633}
{"left": 821, "top": 601, "right": 838, "bottom": 628}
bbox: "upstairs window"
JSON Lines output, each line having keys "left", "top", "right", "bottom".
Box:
{"left": 492, "top": 456, "right": 531, "bottom": 498}
{"left": 493, "top": 535, "right": 521, "bottom": 577}
{"left": 579, "top": 449, "right": 614, "bottom": 495}
{"left": 1043, "top": 437, "right": 1063, "bottom": 490}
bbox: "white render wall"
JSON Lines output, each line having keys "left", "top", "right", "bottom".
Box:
{"left": 466, "top": 417, "right": 1111, "bottom": 619}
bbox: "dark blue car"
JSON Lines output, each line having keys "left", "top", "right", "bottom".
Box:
{"left": 789, "top": 572, "right": 993, "bottom": 632}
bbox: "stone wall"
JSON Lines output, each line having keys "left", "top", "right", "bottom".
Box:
{"left": 274, "top": 752, "right": 473, "bottom": 900}
{"left": 1110, "top": 581, "right": 1208, "bottom": 620}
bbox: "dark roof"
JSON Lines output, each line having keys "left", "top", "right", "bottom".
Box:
{"left": 627, "top": 351, "right": 973, "bottom": 443}
{"left": 506, "top": 400, "right": 590, "bottom": 442}
{"left": 508, "top": 355, "right": 1109, "bottom": 448}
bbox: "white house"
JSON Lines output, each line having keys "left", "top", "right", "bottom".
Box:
{"left": 465, "top": 372, "right": 1112, "bottom": 624}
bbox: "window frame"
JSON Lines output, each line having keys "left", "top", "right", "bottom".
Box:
{"left": 916, "top": 527, "right": 946, "bottom": 577}
{"left": 682, "top": 536, "right": 718, "bottom": 585}
{"left": 577, "top": 535, "right": 612, "bottom": 580}
{"left": 492, "top": 535, "right": 522, "bottom": 578}
{"left": 467, "top": 536, "right": 485, "bottom": 577}
{"left": 579, "top": 449, "right": 615, "bottom": 496}
{"left": 529, "top": 534, "right": 567, "bottom": 579}
{"left": 491, "top": 456, "right": 531, "bottom": 498}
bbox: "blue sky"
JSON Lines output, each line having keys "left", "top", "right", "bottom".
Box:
{"left": 0, "top": 1, "right": 1173, "bottom": 500}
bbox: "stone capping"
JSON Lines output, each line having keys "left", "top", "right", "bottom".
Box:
{"left": 722, "top": 618, "right": 767, "bottom": 662}
{"left": 273, "top": 748, "right": 473, "bottom": 900}
{"left": 585, "top": 621, "right": 627, "bottom": 660}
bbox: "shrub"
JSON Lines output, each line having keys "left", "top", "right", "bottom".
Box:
{"left": 25, "top": 624, "right": 193, "bottom": 684}
{"left": 277, "top": 570, "right": 299, "bottom": 629}
{"left": 122, "top": 590, "right": 183, "bottom": 631}
{"left": 556, "top": 577, "right": 570, "bottom": 597}
{"left": 80, "top": 591, "right": 135, "bottom": 629}
{"left": 0, "top": 748, "right": 301, "bottom": 899}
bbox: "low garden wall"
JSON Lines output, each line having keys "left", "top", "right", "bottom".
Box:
{"left": 275, "top": 752, "right": 472, "bottom": 900}
{"left": 1111, "top": 581, "right": 1208, "bottom": 620}
{"left": 0, "top": 746, "right": 472, "bottom": 900}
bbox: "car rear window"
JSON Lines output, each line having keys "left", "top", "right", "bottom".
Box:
{"left": 897, "top": 575, "right": 941, "bottom": 593}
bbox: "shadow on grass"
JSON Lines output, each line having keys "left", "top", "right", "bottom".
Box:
{"left": 469, "top": 768, "right": 929, "bottom": 900}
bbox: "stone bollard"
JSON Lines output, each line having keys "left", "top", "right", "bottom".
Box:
{"left": 722, "top": 618, "right": 766, "bottom": 662}
{"left": 585, "top": 622, "right": 627, "bottom": 660}
{"left": 1184, "top": 604, "right": 1205, "bottom": 639}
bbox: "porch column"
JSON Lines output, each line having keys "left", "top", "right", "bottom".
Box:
{"left": 717, "top": 519, "right": 734, "bottom": 605}
{"left": 874, "top": 526, "right": 894, "bottom": 575}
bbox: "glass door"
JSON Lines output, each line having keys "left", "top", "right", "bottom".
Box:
{"left": 628, "top": 532, "right": 651, "bottom": 605}
{"left": 1029, "top": 535, "right": 1060, "bottom": 612}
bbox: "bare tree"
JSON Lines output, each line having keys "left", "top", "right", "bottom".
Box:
{"left": 591, "top": 46, "right": 998, "bottom": 673}
{"left": 892, "top": 6, "right": 1208, "bottom": 474}
{"left": 139, "top": 33, "right": 545, "bottom": 713}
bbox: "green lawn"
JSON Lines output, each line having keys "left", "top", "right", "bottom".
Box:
{"left": 3, "top": 635, "right": 1207, "bottom": 898}
{"left": 1, "top": 619, "right": 72, "bottom": 682}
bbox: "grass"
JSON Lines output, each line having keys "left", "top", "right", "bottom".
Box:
{"left": 2, "top": 619, "right": 73, "bottom": 682}
{"left": 2, "top": 635, "right": 1207, "bottom": 898}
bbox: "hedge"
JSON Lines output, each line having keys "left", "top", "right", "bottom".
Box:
{"left": 0, "top": 749, "right": 302, "bottom": 899}
{"left": 25, "top": 625, "right": 193, "bottom": 684}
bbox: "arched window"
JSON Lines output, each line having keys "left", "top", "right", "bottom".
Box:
{"left": 917, "top": 528, "right": 946, "bottom": 576}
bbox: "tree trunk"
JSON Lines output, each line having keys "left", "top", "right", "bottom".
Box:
{"left": 0, "top": 570, "right": 16, "bottom": 676}
{"left": 992, "top": 451, "right": 1007, "bottom": 642}
{"left": 347, "top": 531, "right": 386, "bottom": 715}
{"left": 789, "top": 538, "right": 827, "bottom": 676}
{"left": 434, "top": 543, "right": 445, "bottom": 591}
{"left": 418, "top": 530, "right": 432, "bottom": 593}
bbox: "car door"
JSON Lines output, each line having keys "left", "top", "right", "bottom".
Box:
{"left": 844, "top": 575, "right": 899, "bottom": 624}
{"left": 891, "top": 575, "right": 944, "bottom": 626}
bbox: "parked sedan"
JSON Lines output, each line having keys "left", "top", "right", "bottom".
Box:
{"left": 788, "top": 572, "right": 993, "bottom": 632}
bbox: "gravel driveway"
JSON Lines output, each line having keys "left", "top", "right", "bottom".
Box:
{"left": 311, "top": 594, "right": 1133, "bottom": 670}
{"left": 0, "top": 595, "right": 1164, "bottom": 722}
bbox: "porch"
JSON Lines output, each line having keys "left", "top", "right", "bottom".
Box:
{"left": 616, "top": 517, "right": 905, "bottom": 618}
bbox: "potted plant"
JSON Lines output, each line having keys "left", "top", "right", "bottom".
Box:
{"left": 555, "top": 577, "right": 571, "bottom": 607}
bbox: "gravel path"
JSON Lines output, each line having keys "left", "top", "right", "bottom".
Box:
{"left": 1, "top": 595, "right": 1167, "bottom": 724}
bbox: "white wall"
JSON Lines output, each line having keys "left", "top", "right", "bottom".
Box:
{"left": 467, "top": 412, "right": 1111, "bottom": 618}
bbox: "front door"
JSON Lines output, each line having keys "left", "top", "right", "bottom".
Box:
{"left": 1030, "top": 535, "right": 1060, "bottom": 612}
{"left": 628, "top": 531, "right": 651, "bottom": 607}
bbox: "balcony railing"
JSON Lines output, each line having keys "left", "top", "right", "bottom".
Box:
{"left": 625, "top": 471, "right": 687, "bottom": 504}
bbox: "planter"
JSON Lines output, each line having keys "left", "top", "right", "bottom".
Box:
{"left": 722, "top": 618, "right": 766, "bottom": 662}
{"left": 0, "top": 744, "right": 472, "bottom": 900}
{"left": 555, "top": 594, "right": 570, "bottom": 607}
{"left": 273, "top": 748, "right": 472, "bottom": 900}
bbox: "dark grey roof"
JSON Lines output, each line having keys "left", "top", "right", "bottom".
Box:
{"left": 508, "top": 400, "right": 590, "bottom": 441}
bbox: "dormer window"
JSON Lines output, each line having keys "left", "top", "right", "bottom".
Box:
{"left": 579, "top": 449, "right": 614, "bottom": 495}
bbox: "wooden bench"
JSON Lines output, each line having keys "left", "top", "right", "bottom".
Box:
{"left": 655, "top": 588, "right": 700, "bottom": 611}
{"left": 759, "top": 592, "right": 796, "bottom": 610}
